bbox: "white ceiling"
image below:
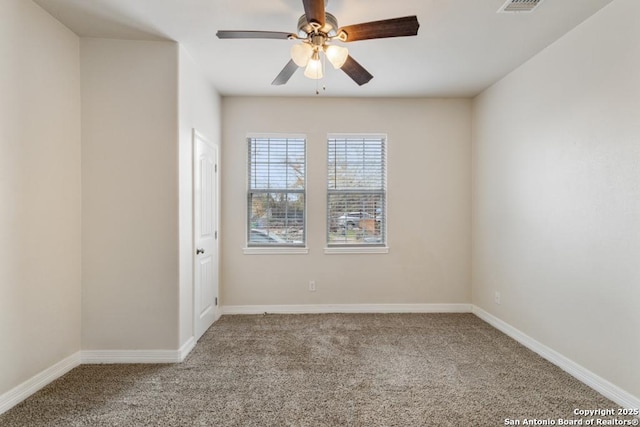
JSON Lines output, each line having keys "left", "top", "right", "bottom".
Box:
{"left": 34, "top": 0, "right": 614, "bottom": 97}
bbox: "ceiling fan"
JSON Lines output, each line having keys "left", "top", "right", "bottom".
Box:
{"left": 216, "top": 0, "right": 419, "bottom": 86}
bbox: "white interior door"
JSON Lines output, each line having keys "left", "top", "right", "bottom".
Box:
{"left": 193, "top": 130, "right": 218, "bottom": 341}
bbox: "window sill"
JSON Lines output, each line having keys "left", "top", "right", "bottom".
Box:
{"left": 243, "top": 247, "right": 309, "bottom": 255}
{"left": 324, "top": 246, "right": 389, "bottom": 255}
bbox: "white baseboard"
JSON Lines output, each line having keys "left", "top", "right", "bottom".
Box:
{"left": 472, "top": 305, "right": 640, "bottom": 410}
{"left": 81, "top": 336, "right": 200, "bottom": 364}
{"left": 0, "top": 352, "right": 81, "bottom": 415}
{"left": 178, "top": 337, "right": 196, "bottom": 361}
{"left": 81, "top": 349, "right": 183, "bottom": 364}
{"left": 222, "top": 303, "right": 472, "bottom": 315}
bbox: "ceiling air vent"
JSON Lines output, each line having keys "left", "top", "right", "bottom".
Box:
{"left": 498, "top": 0, "right": 544, "bottom": 13}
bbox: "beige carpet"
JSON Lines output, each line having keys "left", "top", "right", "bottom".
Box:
{"left": 0, "top": 313, "right": 632, "bottom": 426}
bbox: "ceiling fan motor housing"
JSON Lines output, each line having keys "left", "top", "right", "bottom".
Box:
{"left": 297, "top": 12, "right": 339, "bottom": 37}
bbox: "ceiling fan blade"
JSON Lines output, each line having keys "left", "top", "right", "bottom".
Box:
{"left": 272, "top": 59, "right": 299, "bottom": 85}
{"left": 302, "top": 0, "right": 325, "bottom": 28}
{"left": 216, "top": 30, "right": 294, "bottom": 40}
{"left": 338, "top": 16, "right": 420, "bottom": 42}
{"left": 341, "top": 55, "right": 373, "bottom": 86}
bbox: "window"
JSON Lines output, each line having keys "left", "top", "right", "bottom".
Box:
{"left": 327, "top": 135, "right": 386, "bottom": 247}
{"left": 247, "top": 136, "right": 305, "bottom": 247}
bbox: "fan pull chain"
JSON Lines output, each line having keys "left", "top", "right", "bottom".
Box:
{"left": 316, "top": 52, "right": 327, "bottom": 95}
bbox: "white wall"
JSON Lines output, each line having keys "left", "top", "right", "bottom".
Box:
{"left": 472, "top": 0, "right": 640, "bottom": 400}
{"left": 81, "top": 39, "right": 180, "bottom": 350}
{"left": 222, "top": 97, "right": 471, "bottom": 306}
{"left": 0, "top": 0, "right": 81, "bottom": 395}
{"left": 178, "top": 47, "right": 221, "bottom": 345}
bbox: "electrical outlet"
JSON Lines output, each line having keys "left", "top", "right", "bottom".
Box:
{"left": 309, "top": 280, "right": 316, "bottom": 292}
{"left": 494, "top": 291, "right": 501, "bottom": 305}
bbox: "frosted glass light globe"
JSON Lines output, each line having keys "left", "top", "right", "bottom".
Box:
{"left": 304, "top": 56, "right": 323, "bottom": 79}
{"left": 325, "top": 45, "right": 348, "bottom": 69}
{"left": 291, "top": 43, "right": 313, "bottom": 67}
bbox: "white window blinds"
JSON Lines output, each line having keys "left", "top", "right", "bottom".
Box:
{"left": 327, "top": 135, "right": 386, "bottom": 246}
{"left": 247, "top": 136, "right": 305, "bottom": 246}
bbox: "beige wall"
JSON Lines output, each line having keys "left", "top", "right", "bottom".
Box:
{"left": 81, "top": 39, "right": 180, "bottom": 350}
{"left": 472, "top": 0, "right": 640, "bottom": 400}
{"left": 0, "top": 0, "right": 81, "bottom": 394}
{"left": 222, "top": 97, "right": 471, "bottom": 306}
{"left": 178, "top": 47, "right": 221, "bottom": 345}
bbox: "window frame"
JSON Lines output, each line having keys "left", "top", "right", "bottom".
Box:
{"left": 244, "top": 133, "right": 308, "bottom": 255}
{"left": 325, "top": 133, "right": 389, "bottom": 254}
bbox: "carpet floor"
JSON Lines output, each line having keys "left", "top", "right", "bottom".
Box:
{"left": 0, "top": 313, "right": 632, "bottom": 426}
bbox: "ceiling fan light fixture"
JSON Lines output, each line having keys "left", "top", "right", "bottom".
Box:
{"left": 303, "top": 51, "right": 323, "bottom": 79}
{"left": 324, "top": 44, "right": 348, "bottom": 69}
{"left": 217, "top": 1, "right": 420, "bottom": 87}
{"left": 291, "top": 42, "right": 313, "bottom": 67}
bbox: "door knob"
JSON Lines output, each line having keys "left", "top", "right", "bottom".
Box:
{"left": 196, "top": 248, "right": 205, "bottom": 255}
